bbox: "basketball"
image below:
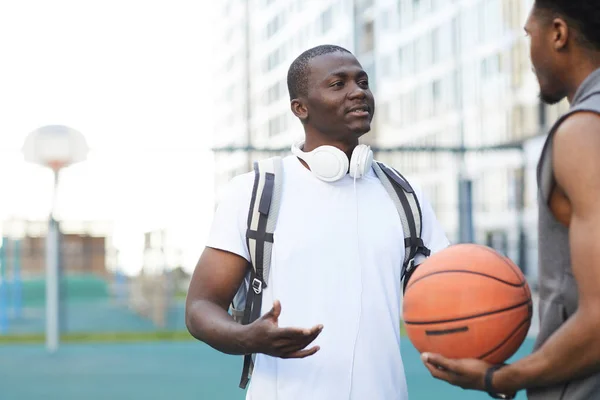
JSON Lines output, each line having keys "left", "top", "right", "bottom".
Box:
{"left": 402, "top": 243, "right": 532, "bottom": 364}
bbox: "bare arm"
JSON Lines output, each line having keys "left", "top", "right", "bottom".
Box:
{"left": 185, "top": 247, "right": 250, "bottom": 355}
{"left": 494, "top": 111, "right": 600, "bottom": 391}
{"left": 421, "top": 112, "right": 600, "bottom": 395}
{"left": 185, "top": 247, "right": 323, "bottom": 357}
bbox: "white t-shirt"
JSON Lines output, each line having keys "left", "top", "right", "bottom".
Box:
{"left": 207, "top": 155, "right": 450, "bottom": 400}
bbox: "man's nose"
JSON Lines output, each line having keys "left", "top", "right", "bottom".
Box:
{"left": 348, "top": 83, "right": 367, "bottom": 99}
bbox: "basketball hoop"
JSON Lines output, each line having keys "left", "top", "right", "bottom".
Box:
{"left": 22, "top": 125, "right": 89, "bottom": 173}
{"left": 47, "top": 160, "right": 67, "bottom": 173}
{"left": 20, "top": 125, "right": 89, "bottom": 354}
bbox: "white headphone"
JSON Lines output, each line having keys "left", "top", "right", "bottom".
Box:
{"left": 291, "top": 140, "right": 373, "bottom": 182}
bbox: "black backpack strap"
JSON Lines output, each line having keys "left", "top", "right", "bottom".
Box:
{"left": 239, "top": 156, "right": 282, "bottom": 389}
{"left": 372, "top": 162, "right": 431, "bottom": 292}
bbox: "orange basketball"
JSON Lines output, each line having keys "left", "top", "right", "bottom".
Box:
{"left": 402, "top": 243, "right": 532, "bottom": 364}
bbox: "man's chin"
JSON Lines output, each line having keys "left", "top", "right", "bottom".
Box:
{"left": 539, "top": 91, "right": 565, "bottom": 105}
{"left": 349, "top": 122, "right": 371, "bottom": 136}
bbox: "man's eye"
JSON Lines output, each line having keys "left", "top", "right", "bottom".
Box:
{"left": 331, "top": 81, "right": 344, "bottom": 87}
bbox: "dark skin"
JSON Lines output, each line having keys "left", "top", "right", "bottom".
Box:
{"left": 185, "top": 51, "right": 374, "bottom": 360}
{"left": 421, "top": 5, "right": 600, "bottom": 397}
{"left": 185, "top": 248, "right": 323, "bottom": 358}
{"left": 291, "top": 51, "right": 375, "bottom": 161}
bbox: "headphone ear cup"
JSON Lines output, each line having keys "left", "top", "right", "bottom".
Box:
{"left": 349, "top": 145, "right": 373, "bottom": 179}
{"left": 310, "top": 146, "right": 349, "bottom": 182}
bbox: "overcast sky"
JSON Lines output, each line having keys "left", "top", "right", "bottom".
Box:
{"left": 0, "top": 0, "right": 220, "bottom": 274}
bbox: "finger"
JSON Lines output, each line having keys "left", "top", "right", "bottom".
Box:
{"left": 277, "top": 324, "right": 323, "bottom": 340}
{"left": 272, "top": 326, "right": 323, "bottom": 350}
{"left": 277, "top": 342, "right": 310, "bottom": 355}
{"left": 421, "top": 352, "right": 457, "bottom": 373}
{"left": 281, "top": 346, "right": 320, "bottom": 359}
{"left": 423, "top": 360, "right": 455, "bottom": 383}
{"left": 276, "top": 331, "right": 321, "bottom": 354}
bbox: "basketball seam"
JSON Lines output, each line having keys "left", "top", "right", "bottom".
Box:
{"left": 404, "top": 300, "right": 531, "bottom": 325}
{"left": 425, "top": 326, "right": 469, "bottom": 336}
{"left": 477, "top": 313, "right": 532, "bottom": 360}
{"left": 406, "top": 269, "right": 526, "bottom": 290}
{"left": 477, "top": 246, "right": 532, "bottom": 308}
{"left": 478, "top": 246, "right": 523, "bottom": 283}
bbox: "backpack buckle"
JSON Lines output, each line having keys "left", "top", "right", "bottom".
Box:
{"left": 251, "top": 278, "right": 263, "bottom": 295}
{"left": 406, "top": 258, "right": 416, "bottom": 275}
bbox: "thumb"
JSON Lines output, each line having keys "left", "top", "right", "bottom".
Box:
{"left": 265, "top": 300, "right": 281, "bottom": 322}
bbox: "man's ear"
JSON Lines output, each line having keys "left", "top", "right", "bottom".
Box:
{"left": 551, "top": 17, "right": 569, "bottom": 51}
{"left": 291, "top": 99, "right": 308, "bottom": 122}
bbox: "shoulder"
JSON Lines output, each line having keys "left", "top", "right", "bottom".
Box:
{"left": 554, "top": 111, "right": 600, "bottom": 144}
{"left": 222, "top": 170, "right": 255, "bottom": 196}
{"left": 553, "top": 111, "right": 600, "bottom": 203}
{"left": 372, "top": 160, "right": 423, "bottom": 197}
{"left": 215, "top": 170, "right": 255, "bottom": 210}
{"left": 553, "top": 111, "right": 600, "bottom": 175}
{"left": 219, "top": 156, "right": 289, "bottom": 201}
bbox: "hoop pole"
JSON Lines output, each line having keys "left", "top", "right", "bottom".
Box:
{"left": 13, "top": 239, "right": 22, "bottom": 318}
{"left": 0, "top": 242, "right": 7, "bottom": 334}
{"left": 46, "top": 170, "right": 60, "bottom": 353}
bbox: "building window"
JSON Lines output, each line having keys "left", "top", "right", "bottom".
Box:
{"left": 451, "top": 16, "right": 458, "bottom": 55}
{"left": 268, "top": 113, "right": 289, "bottom": 138}
{"left": 266, "top": 81, "right": 283, "bottom": 105}
{"left": 225, "top": 84, "right": 235, "bottom": 102}
{"left": 320, "top": 6, "right": 333, "bottom": 34}
{"left": 360, "top": 21, "right": 374, "bottom": 53}
{"left": 226, "top": 55, "right": 235, "bottom": 71}
{"left": 432, "top": 27, "right": 440, "bottom": 64}
{"left": 380, "top": 8, "right": 390, "bottom": 31}
{"left": 481, "top": 53, "right": 501, "bottom": 79}
{"left": 267, "top": 13, "right": 284, "bottom": 39}
{"left": 381, "top": 55, "right": 391, "bottom": 77}
{"left": 478, "top": 0, "right": 486, "bottom": 43}
{"left": 379, "top": 101, "right": 390, "bottom": 124}
{"left": 398, "top": 47, "right": 405, "bottom": 77}
{"left": 266, "top": 46, "right": 286, "bottom": 72}
{"left": 432, "top": 80, "right": 441, "bottom": 115}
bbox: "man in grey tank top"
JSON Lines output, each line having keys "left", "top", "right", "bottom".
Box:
{"left": 419, "top": 1, "right": 600, "bottom": 399}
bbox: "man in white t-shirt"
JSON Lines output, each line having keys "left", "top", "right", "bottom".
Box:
{"left": 185, "top": 45, "right": 450, "bottom": 400}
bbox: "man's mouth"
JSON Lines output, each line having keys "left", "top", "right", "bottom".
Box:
{"left": 347, "top": 105, "right": 370, "bottom": 117}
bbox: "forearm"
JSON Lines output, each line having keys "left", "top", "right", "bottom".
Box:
{"left": 185, "top": 299, "right": 251, "bottom": 355}
{"left": 495, "top": 309, "right": 600, "bottom": 393}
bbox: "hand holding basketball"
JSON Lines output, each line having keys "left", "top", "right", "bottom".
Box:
{"left": 420, "top": 352, "right": 518, "bottom": 397}
{"left": 421, "top": 352, "right": 490, "bottom": 391}
{"left": 403, "top": 244, "right": 532, "bottom": 364}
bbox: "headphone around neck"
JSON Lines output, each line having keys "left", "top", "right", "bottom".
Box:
{"left": 291, "top": 140, "right": 374, "bottom": 182}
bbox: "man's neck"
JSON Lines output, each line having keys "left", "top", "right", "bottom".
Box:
{"left": 302, "top": 136, "right": 358, "bottom": 161}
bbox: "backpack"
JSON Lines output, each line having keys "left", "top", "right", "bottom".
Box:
{"left": 230, "top": 156, "right": 431, "bottom": 389}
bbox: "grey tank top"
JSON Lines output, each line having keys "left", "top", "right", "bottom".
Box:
{"left": 528, "top": 67, "right": 600, "bottom": 400}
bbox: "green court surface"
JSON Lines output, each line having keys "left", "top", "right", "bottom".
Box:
{"left": 0, "top": 338, "right": 534, "bottom": 399}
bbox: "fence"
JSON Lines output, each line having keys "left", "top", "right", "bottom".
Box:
{"left": 0, "top": 221, "right": 188, "bottom": 342}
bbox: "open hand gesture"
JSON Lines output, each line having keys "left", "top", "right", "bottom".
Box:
{"left": 246, "top": 300, "right": 323, "bottom": 359}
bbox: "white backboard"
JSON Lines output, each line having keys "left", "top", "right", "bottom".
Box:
{"left": 22, "top": 125, "right": 89, "bottom": 170}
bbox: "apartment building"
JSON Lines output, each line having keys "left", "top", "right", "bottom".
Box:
{"left": 372, "top": 0, "right": 569, "bottom": 281}
{"left": 212, "top": 1, "right": 253, "bottom": 200}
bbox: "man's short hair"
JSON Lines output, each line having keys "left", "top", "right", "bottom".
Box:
{"left": 287, "top": 44, "right": 352, "bottom": 100}
{"left": 535, "top": 0, "right": 600, "bottom": 50}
